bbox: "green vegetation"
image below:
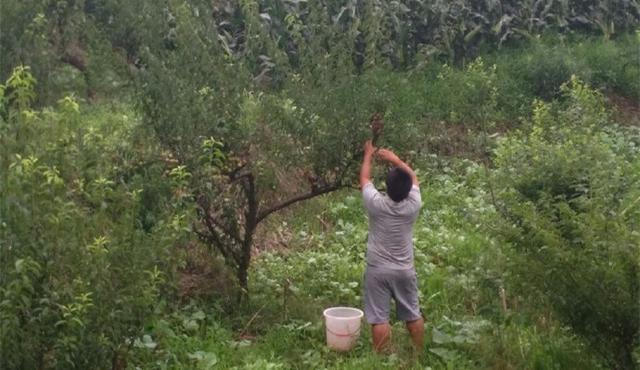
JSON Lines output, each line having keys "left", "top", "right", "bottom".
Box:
{"left": 1, "top": 1, "right": 639, "bottom": 369}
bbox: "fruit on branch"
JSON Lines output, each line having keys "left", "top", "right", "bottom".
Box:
{"left": 370, "top": 112, "right": 384, "bottom": 145}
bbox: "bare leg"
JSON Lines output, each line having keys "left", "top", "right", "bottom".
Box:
{"left": 406, "top": 318, "right": 424, "bottom": 351}
{"left": 371, "top": 323, "right": 391, "bottom": 353}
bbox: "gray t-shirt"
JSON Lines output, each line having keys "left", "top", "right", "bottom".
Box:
{"left": 362, "top": 181, "right": 422, "bottom": 270}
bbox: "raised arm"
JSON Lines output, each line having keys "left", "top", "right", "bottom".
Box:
{"left": 377, "top": 148, "right": 419, "bottom": 185}
{"left": 360, "top": 140, "right": 375, "bottom": 188}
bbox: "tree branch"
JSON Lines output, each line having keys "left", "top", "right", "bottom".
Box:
{"left": 194, "top": 227, "right": 239, "bottom": 270}
{"left": 196, "top": 197, "right": 243, "bottom": 245}
{"left": 227, "top": 163, "right": 250, "bottom": 182}
{"left": 241, "top": 174, "right": 258, "bottom": 255}
{"left": 242, "top": 174, "right": 258, "bottom": 234}
{"left": 256, "top": 183, "right": 344, "bottom": 224}
{"left": 197, "top": 203, "right": 243, "bottom": 266}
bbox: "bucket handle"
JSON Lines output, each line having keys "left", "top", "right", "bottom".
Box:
{"left": 326, "top": 327, "right": 361, "bottom": 338}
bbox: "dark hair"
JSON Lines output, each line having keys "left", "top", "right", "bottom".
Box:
{"left": 386, "top": 167, "right": 412, "bottom": 202}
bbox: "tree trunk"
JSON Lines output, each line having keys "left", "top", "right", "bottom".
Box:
{"left": 197, "top": 169, "right": 342, "bottom": 302}
{"left": 237, "top": 173, "right": 258, "bottom": 301}
{"left": 235, "top": 228, "right": 254, "bottom": 303}
{"left": 237, "top": 261, "right": 249, "bottom": 300}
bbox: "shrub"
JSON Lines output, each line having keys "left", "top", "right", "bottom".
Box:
{"left": 424, "top": 58, "right": 500, "bottom": 125}
{"left": 572, "top": 35, "right": 640, "bottom": 99}
{"left": 492, "top": 77, "right": 640, "bottom": 369}
{"left": 493, "top": 35, "right": 640, "bottom": 107}
{"left": 514, "top": 41, "right": 576, "bottom": 101}
{"left": 0, "top": 67, "right": 188, "bottom": 369}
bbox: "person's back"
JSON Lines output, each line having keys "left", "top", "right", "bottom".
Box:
{"left": 359, "top": 141, "right": 424, "bottom": 353}
{"left": 363, "top": 181, "right": 421, "bottom": 269}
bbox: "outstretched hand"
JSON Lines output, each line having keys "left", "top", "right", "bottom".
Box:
{"left": 376, "top": 148, "right": 400, "bottom": 165}
{"left": 376, "top": 147, "right": 419, "bottom": 185}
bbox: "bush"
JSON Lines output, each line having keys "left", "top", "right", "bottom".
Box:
{"left": 507, "top": 40, "right": 576, "bottom": 101}
{"left": 492, "top": 77, "right": 640, "bottom": 369}
{"left": 493, "top": 35, "right": 640, "bottom": 107}
{"left": 572, "top": 35, "right": 640, "bottom": 99}
{"left": 0, "top": 67, "right": 189, "bottom": 368}
{"left": 424, "top": 58, "right": 500, "bottom": 125}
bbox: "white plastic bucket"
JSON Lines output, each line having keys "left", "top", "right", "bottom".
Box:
{"left": 323, "top": 307, "right": 364, "bottom": 351}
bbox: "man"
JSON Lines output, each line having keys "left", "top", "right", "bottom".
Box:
{"left": 359, "top": 139, "right": 424, "bottom": 353}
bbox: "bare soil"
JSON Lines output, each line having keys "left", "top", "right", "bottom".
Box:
{"left": 608, "top": 93, "right": 640, "bottom": 127}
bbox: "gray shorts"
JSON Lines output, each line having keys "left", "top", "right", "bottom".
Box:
{"left": 363, "top": 266, "right": 422, "bottom": 324}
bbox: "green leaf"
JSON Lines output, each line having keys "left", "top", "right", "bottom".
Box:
{"left": 432, "top": 327, "right": 453, "bottom": 344}
{"left": 429, "top": 347, "right": 458, "bottom": 361}
{"left": 183, "top": 319, "right": 199, "bottom": 332}
{"left": 192, "top": 310, "right": 206, "bottom": 321}
{"left": 200, "top": 352, "right": 218, "bottom": 369}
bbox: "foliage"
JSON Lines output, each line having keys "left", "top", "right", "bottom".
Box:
{"left": 2, "top": 0, "right": 639, "bottom": 104}
{"left": 570, "top": 34, "right": 640, "bottom": 99}
{"left": 492, "top": 77, "right": 640, "bottom": 369}
{"left": 99, "top": 6, "right": 640, "bottom": 297}
{"left": 129, "top": 0, "right": 436, "bottom": 292}
{"left": 1, "top": 1, "right": 640, "bottom": 368}
{"left": 0, "top": 67, "right": 188, "bottom": 369}
{"left": 425, "top": 58, "right": 499, "bottom": 124}
{"left": 0, "top": 0, "right": 124, "bottom": 103}
{"left": 204, "top": 0, "right": 640, "bottom": 68}
{"left": 476, "top": 323, "right": 605, "bottom": 369}
{"left": 121, "top": 153, "right": 611, "bottom": 369}
{"left": 492, "top": 34, "right": 640, "bottom": 105}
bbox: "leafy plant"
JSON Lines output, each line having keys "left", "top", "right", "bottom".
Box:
{"left": 0, "top": 67, "right": 187, "bottom": 369}
{"left": 492, "top": 77, "right": 640, "bottom": 369}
